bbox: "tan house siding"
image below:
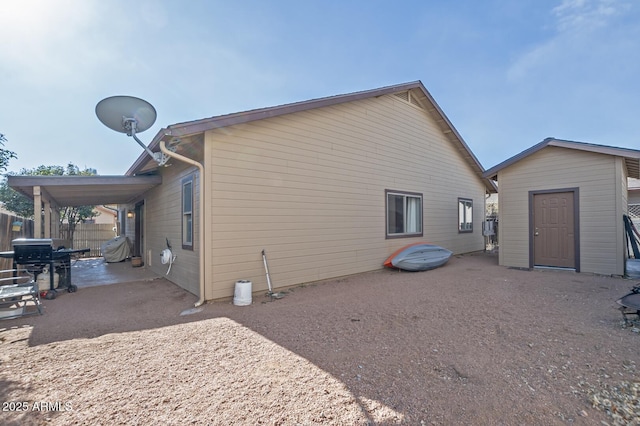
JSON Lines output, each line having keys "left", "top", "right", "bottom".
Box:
{"left": 143, "top": 159, "right": 202, "bottom": 295}
{"left": 497, "top": 146, "right": 624, "bottom": 275}
{"left": 204, "top": 93, "right": 486, "bottom": 299}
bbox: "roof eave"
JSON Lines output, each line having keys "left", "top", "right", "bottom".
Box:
{"left": 126, "top": 81, "right": 497, "bottom": 192}
{"left": 483, "top": 138, "right": 640, "bottom": 180}
{"left": 414, "top": 85, "right": 496, "bottom": 193}
{"left": 127, "top": 82, "right": 427, "bottom": 176}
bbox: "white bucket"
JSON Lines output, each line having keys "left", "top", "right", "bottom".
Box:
{"left": 233, "top": 280, "right": 252, "bottom": 306}
{"left": 37, "top": 269, "right": 59, "bottom": 289}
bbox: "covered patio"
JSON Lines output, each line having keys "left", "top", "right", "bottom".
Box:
{"left": 7, "top": 175, "right": 161, "bottom": 238}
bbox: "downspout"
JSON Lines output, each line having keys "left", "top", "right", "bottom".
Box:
{"left": 484, "top": 191, "right": 490, "bottom": 252}
{"left": 159, "top": 140, "right": 206, "bottom": 307}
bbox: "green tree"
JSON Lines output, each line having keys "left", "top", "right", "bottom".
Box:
{"left": 0, "top": 163, "right": 98, "bottom": 242}
{"left": 0, "top": 178, "right": 32, "bottom": 218}
{"left": 0, "top": 133, "right": 17, "bottom": 172}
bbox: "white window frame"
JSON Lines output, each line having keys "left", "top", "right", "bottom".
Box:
{"left": 458, "top": 198, "right": 473, "bottom": 233}
{"left": 182, "top": 175, "right": 194, "bottom": 249}
{"left": 386, "top": 190, "right": 423, "bottom": 238}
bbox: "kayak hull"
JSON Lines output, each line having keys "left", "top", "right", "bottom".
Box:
{"left": 383, "top": 243, "right": 453, "bottom": 272}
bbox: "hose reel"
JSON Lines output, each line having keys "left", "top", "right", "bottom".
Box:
{"left": 160, "top": 248, "right": 176, "bottom": 274}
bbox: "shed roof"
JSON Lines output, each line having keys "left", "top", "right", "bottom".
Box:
{"left": 483, "top": 138, "right": 640, "bottom": 180}
{"left": 128, "top": 81, "right": 496, "bottom": 192}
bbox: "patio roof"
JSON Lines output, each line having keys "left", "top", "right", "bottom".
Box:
{"left": 7, "top": 175, "right": 161, "bottom": 207}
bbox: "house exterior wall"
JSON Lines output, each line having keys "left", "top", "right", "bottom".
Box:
{"left": 627, "top": 180, "right": 640, "bottom": 231}
{"left": 497, "top": 146, "right": 626, "bottom": 276}
{"left": 203, "top": 93, "right": 487, "bottom": 300}
{"left": 141, "top": 158, "right": 202, "bottom": 295}
{"left": 91, "top": 206, "right": 117, "bottom": 225}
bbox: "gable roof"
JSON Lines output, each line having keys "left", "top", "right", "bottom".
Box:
{"left": 483, "top": 137, "right": 640, "bottom": 180}
{"left": 128, "top": 81, "right": 496, "bottom": 192}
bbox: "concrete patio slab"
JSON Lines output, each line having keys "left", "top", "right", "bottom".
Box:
{"left": 70, "top": 257, "right": 161, "bottom": 288}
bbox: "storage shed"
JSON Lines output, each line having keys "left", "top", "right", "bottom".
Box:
{"left": 483, "top": 138, "right": 640, "bottom": 276}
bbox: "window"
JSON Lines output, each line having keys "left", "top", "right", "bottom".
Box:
{"left": 182, "top": 176, "right": 194, "bottom": 249}
{"left": 458, "top": 198, "right": 473, "bottom": 233}
{"left": 386, "top": 190, "right": 423, "bottom": 238}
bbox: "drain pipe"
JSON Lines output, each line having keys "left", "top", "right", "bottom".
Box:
{"left": 159, "top": 140, "right": 206, "bottom": 307}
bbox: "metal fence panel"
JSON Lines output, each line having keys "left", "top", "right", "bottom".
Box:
{"left": 62, "top": 223, "right": 118, "bottom": 257}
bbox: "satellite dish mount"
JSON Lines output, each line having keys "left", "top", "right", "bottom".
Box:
{"left": 95, "top": 95, "right": 169, "bottom": 166}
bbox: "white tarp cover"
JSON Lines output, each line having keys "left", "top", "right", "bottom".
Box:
{"left": 101, "top": 236, "right": 131, "bottom": 263}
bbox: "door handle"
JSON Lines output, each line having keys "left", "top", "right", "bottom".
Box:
{"left": 534, "top": 227, "right": 539, "bottom": 236}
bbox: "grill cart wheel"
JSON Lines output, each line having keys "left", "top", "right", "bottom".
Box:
{"left": 68, "top": 285, "right": 77, "bottom": 293}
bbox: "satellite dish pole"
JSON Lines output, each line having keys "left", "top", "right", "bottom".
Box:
{"left": 95, "top": 95, "right": 206, "bottom": 307}
{"left": 95, "top": 95, "right": 169, "bottom": 165}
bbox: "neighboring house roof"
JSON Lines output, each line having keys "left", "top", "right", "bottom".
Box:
{"left": 128, "top": 81, "right": 496, "bottom": 193}
{"left": 483, "top": 138, "right": 640, "bottom": 180}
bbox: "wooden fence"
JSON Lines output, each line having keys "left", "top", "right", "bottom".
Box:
{"left": 0, "top": 212, "right": 34, "bottom": 270}
{"left": 0, "top": 214, "right": 117, "bottom": 269}
{"left": 62, "top": 223, "right": 118, "bottom": 257}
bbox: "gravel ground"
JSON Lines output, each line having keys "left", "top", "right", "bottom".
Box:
{"left": 1, "top": 252, "right": 639, "bottom": 425}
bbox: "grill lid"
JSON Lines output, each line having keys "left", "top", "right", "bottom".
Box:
{"left": 12, "top": 238, "right": 54, "bottom": 247}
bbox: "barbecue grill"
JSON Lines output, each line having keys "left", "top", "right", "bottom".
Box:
{"left": 11, "top": 238, "right": 90, "bottom": 299}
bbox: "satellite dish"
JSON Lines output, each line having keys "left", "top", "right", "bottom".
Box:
{"left": 96, "top": 95, "right": 168, "bottom": 165}
{"left": 95, "top": 95, "right": 157, "bottom": 134}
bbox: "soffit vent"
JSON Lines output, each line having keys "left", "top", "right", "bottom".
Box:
{"left": 394, "top": 91, "right": 410, "bottom": 102}
{"left": 394, "top": 91, "right": 424, "bottom": 110}
{"left": 409, "top": 93, "right": 424, "bottom": 109}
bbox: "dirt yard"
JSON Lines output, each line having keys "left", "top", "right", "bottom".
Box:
{"left": 1, "top": 252, "right": 639, "bottom": 425}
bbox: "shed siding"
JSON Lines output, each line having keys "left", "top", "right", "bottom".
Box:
{"left": 498, "top": 146, "right": 624, "bottom": 275}
{"left": 205, "top": 94, "right": 486, "bottom": 299}
{"left": 620, "top": 160, "right": 629, "bottom": 263}
{"left": 142, "top": 158, "right": 201, "bottom": 295}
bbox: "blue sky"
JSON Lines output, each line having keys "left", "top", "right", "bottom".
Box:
{"left": 0, "top": 0, "right": 638, "bottom": 175}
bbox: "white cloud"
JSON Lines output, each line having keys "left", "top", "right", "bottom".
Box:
{"left": 552, "top": 0, "right": 629, "bottom": 33}
{"left": 506, "top": 0, "right": 636, "bottom": 83}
